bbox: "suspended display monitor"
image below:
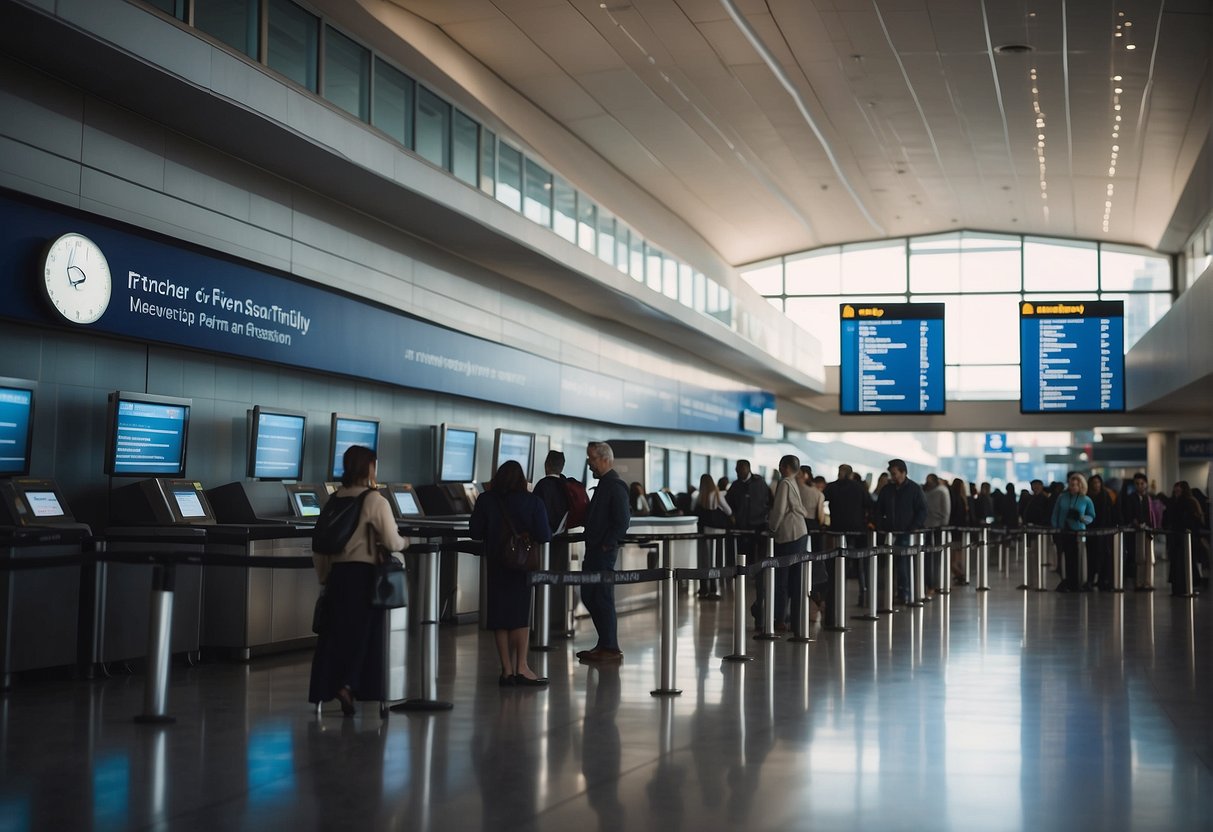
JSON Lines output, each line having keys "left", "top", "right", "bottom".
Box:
{"left": 437, "top": 424, "right": 477, "bottom": 482}
{"left": 492, "top": 429, "right": 535, "bottom": 480}
{"left": 0, "top": 377, "right": 36, "bottom": 476}
{"left": 839, "top": 303, "right": 945, "bottom": 414}
{"left": 1020, "top": 300, "right": 1125, "bottom": 413}
{"left": 328, "top": 414, "right": 380, "bottom": 481}
{"left": 247, "top": 406, "right": 307, "bottom": 481}
{"left": 104, "top": 391, "right": 192, "bottom": 478}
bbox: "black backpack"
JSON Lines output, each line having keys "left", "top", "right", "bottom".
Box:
{"left": 312, "top": 488, "right": 375, "bottom": 555}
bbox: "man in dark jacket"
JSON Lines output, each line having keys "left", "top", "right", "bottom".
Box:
{"left": 726, "top": 459, "right": 770, "bottom": 564}
{"left": 1120, "top": 472, "right": 1150, "bottom": 589}
{"left": 876, "top": 459, "right": 928, "bottom": 605}
{"left": 824, "top": 464, "right": 869, "bottom": 607}
{"left": 577, "top": 442, "right": 630, "bottom": 663}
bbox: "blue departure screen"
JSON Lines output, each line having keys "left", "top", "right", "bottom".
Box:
{"left": 252, "top": 412, "right": 306, "bottom": 479}
{"left": 441, "top": 428, "right": 477, "bottom": 482}
{"left": 840, "top": 303, "right": 945, "bottom": 414}
{"left": 112, "top": 399, "right": 189, "bottom": 475}
{"left": 0, "top": 386, "right": 34, "bottom": 474}
{"left": 1020, "top": 300, "right": 1124, "bottom": 413}
{"left": 331, "top": 418, "right": 379, "bottom": 479}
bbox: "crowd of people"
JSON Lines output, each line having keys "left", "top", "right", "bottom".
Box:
{"left": 308, "top": 442, "right": 1210, "bottom": 710}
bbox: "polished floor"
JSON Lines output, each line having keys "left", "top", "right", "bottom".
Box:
{"left": 3, "top": 564, "right": 1213, "bottom": 831}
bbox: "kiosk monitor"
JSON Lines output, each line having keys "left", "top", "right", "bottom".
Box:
{"left": 328, "top": 414, "right": 380, "bottom": 481}
{"left": 385, "top": 483, "right": 425, "bottom": 519}
{"left": 437, "top": 424, "right": 477, "bottom": 482}
{"left": 104, "top": 391, "right": 192, "bottom": 478}
{"left": 286, "top": 485, "right": 325, "bottom": 518}
{"left": 0, "top": 377, "right": 36, "bottom": 476}
{"left": 492, "top": 429, "right": 534, "bottom": 480}
{"left": 247, "top": 407, "right": 307, "bottom": 480}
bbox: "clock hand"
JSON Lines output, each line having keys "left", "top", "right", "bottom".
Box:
{"left": 66, "top": 241, "right": 87, "bottom": 289}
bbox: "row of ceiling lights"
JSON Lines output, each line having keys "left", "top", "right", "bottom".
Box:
{"left": 1030, "top": 66, "right": 1048, "bottom": 222}
{"left": 1104, "top": 11, "right": 1134, "bottom": 234}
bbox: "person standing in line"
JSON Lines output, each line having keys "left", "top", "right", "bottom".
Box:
{"left": 948, "top": 477, "right": 971, "bottom": 582}
{"left": 693, "top": 473, "right": 732, "bottom": 597}
{"left": 309, "top": 445, "right": 406, "bottom": 716}
{"left": 726, "top": 459, "right": 771, "bottom": 570}
{"left": 469, "top": 460, "right": 552, "bottom": 686}
{"left": 823, "top": 464, "right": 868, "bottom": 611}
{"left": 1121, "top": 472, "right": 1151, "bottom": 590}
{"left": 532, "top": 450, "right": 571, "bottom": 534}
{"left": 1163, "top": 480, "right": 1205, "bottom": 596}
{"left": 876, "top": 459, "right": 928, "bottom": 605}
{"left": 1051, "top": 473, "right": 1095, "bottom": 593}
{"left": 577, "top": 442, "right": 630, "bottom": 663}
{"left": 765, "top": 454, "right": 809, "bottom": 630}
{"left": 1086, "top": 474, "right": 1116, "bottom": 590}
{"left": 923, "top": 473, "right": 951, "bottom": 595}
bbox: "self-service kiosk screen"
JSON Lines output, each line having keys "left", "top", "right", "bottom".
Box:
{"left": 439, "top": 426, "right": 477, "bottom": 482}
{"left": 249, "top": 408, "right": 307, "bottom": 480}
{"left": 171, "top": 488, "right": 207, "bottom": 519}
{"left": 0, "top": 382, "right": 34, "bottom": 476}
{"left": 106, "top": 393, "right": 191, "bottom": 477}
{"left": 393, "top": 490, "right": 420, "bottom": 516}
{"left": 493, "top": 429, "right": 534, "bottom": 480}
{"left": 24, "top": 490, "right": 65, "bottom": 518}
{"left": 292, "top": 490, "right": 322, "bottom": 517}
{"left": 329, "top": 416, "right": 380, "bottom": 480}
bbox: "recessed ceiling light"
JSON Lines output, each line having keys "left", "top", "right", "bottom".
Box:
{"left": 1126, "top": 43, "right": 1136, "bottom": 50}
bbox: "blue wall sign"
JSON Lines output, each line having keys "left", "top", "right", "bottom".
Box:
{"left": 0, "top": 191, "right": 774, "bottom": 435}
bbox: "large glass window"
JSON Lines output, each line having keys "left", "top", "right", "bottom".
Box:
{"left": 785, "top": 247, "right": 841, "bottom": 295}
{"left": 147, "top": 0, "right": 187, "bottom": 19}
{"left": 1101, "top": 292, "right": 1172, "bottom": 350}
{"left": 646, "top": 245, "right": 663, "bottom": 292}
{"left": 679, "top": 264, "right": 694, "bottom": 306}
{"left": 479, "top": 128, "right": 496, "bottom": 196}
{"left": 267, "top": 0, "right": 318, "bottom": 91}
{"left": 495, "top": 142, "right": 522, "bottom": 211}
{"left": 1023, "top": 237, "right": 1097, "bottom": 291}
{"left": 195, "top": 0, "right": 259, "bottom": 59}
{"left": 577, "top": 197, "right": 597, "bottom": 254}
{"left": 523, "top": 159, "right": 552, "bottom": 226}
{"left": 629, "top": 233, "right": 645, "bottom": 282}
{"left": 597, "top": 209, "right": 615, "bottom": 266}
{"left": 415, "top": 87, "right": 451, "bottom": 169}
{"left": 614, "top": 223, "right": 630, "bottom": 274}
{"left": 372, "top": 58, "right": 413, "bottom": 148}
{"left": 663, "top": 257, "right": 678, "bottom": 300}
{"left": 323, "top": 27, "right": 369, "bottom": 121}
{"left": 452, "top": 110, "right": 479, "bottom": 186}
{"left": 742, "top": 260, "right": 782, "bottom": 295}
{"left": 552, "top": 177, "right": 576, "bottom": 241}
{"left": 1100, "top": 245, "right": 1171, "bottom": 291}
{"left": 840, "top": 240, "right": 907, "bottom": 294}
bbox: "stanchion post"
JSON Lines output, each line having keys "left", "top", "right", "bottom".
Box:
{"left": 134, "top": 562, "right": 176, "bottom": 725}
{"left": 755, "top": 536, "right": 780, "bottom": 640}
{"left": 976, "top": 527, "right": 991, "bottom": 592}
{"left": 939, "top": 529, "right": 952, "bottom": 595}
{"left": 652, "top": 543, "right": 681, "bottom": 695}
{"left": 1078, "top": 532, "right": 1088, "bottom": 591}
{"left": 879, "top": 532, "right": 897, "bottom": 614}
{"left": 914, "top": 533, "right": 927, "bottom": 603}
{"left": 707, "top": 536, "right": 723, "bottom": 600}
{"left": 826, "top": 534, "right": 852, "bottom": 631}
{"left": 789, "top": 534, "right": 815, "bottom": 642}
{"left": 903, "top": 534, "right": 924, "bottom": 608}
{"left": 1182, "top": 531, "right": 1196, "bottom": 598}
{"left": 1036, "top": 531, "right": 1048, "bottom": 591}
{"left": 1016, "top": 531, "right": 1030, "bottom": 590}
{"left": 1111, "top": 530, "right": 1125, "bottom": 593}
{"left": 724, "top": 551, "right": 754, "bottom": 662}
{"left": 532, "top": 542, "right": 554, "bottom": 651}
{"left": 853, "top": 532, "right": 878, "bottom": 622}
{"left": 394, "top": 545, "right": 453, "bottom": 711}
{"left": 962, "top": 531, "right": 972, "bottom": 586}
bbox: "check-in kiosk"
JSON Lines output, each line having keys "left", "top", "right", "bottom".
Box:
{"left": 98, "top": 391, "right": 208, "bottom": 670}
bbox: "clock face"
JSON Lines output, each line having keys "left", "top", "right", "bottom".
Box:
{"left": 41, "top": 233, "right": 112, "bottom": 325}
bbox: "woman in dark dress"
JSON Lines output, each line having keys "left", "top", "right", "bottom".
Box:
{"left": 469, "top": 460, "right": 552, "bottom": 687}
{"left": 309, "top": 445, "right": 406, "bottom": 715}
{"left": 1164, "top": 480, "right": 1205, "bottom": 595}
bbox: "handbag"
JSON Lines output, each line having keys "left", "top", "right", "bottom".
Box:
{"left": 371, "top": 557, "right": 408, "bottom": 609}
{"left": 497, "top": 494, "right": 541, "bottom": 571}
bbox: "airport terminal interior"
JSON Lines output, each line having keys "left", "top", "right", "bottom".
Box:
{"left": 1, "top": 0, "right": 1212, "bottom": 829}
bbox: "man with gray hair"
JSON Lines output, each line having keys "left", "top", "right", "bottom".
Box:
{"left": 577, "top": 442, "right": 630, "bottom": 663}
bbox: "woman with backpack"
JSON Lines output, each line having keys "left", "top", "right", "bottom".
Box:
{"left": 309, "top": 445, "right": 405, "bottom": 716}
{"left": 469, "top": 460, "right": 552, "bottom": 687}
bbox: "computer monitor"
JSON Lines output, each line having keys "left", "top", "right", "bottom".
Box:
{"left": 0, "top": 377, "right": 36, "bottom": 477}
{"left": 285, "top": 483, "right": 325, "bottom": 518}
{"left": 385, "top": 483, "right": 425, "bottom": 519}
{"left": 104, "top": 391, "right": 192, "bottom": 478}
{"left": 328, "top": 414, "right": 380, "bottom": 481}
{"left": 492, "top": 428, "right": 535, "bottom": 480}
{"left": 437, "top": 424, "right": 477, "bottom": 483}
{"left": 247, "top": 406, "right": 307, "bottom": 481}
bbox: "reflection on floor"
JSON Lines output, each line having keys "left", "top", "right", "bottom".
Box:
{"left": 1, "top": 568, "right": 1212, "bottom": 831}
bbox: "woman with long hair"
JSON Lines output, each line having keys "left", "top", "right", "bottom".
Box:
{"left": 469, "top": 460, "right": 552, "bottom": 686}
{"left": 693, "top": 472, "right": 732, "bottom": 596}
{"left": 949, "top": 478, "right": 970, "bottom": 582}
{"left": 1164, "top": 480, "right": 1205, "bottom": 596}
{"left": 309, "top": 445, "right": 405, "bottom": 716}
{"left": 1051, "top": 473, "right": 1095, "bottom": 593}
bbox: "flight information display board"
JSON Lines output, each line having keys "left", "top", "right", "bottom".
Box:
{"left": 840, "top": 303, "right": 945, "bottom": 414}
{"left": 1020, "top": 300, "right": 1124, "bottom": 413}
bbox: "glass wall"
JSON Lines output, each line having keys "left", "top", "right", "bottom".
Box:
{"left": 451, "top": 111, "right": 479, "bottom": 187}
{"left": 194, "top": 0, "right": 259, "bottom": 59}
{"left": 415, "top": 87, "right": 451, "bottom": 170}
{"left": 744, "top": 231, "right": 1174, "bottom": 399}
{"left": 267, "top": 0, "right": 318, "bottom": 91}
{"left": 323, "top": 26, "right": 369, "bottom": 120}
{"left": 372, "top": 58, "right": 413, "bottom": 148}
